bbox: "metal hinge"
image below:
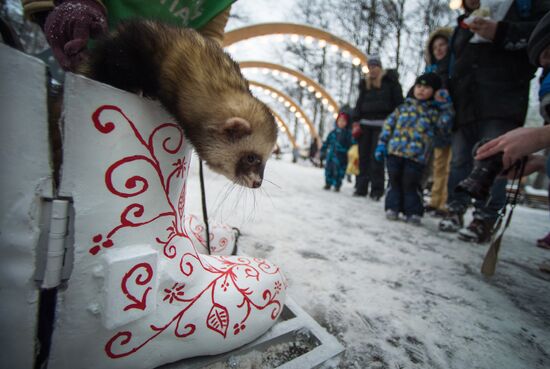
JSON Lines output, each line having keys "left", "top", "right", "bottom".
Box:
{"left": 35, "top": 198, "right": 74, "bottom": 289}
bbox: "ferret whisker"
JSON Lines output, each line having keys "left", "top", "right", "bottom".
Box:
{"left": 252, "top": 190, "right": 258, "bottom": 220}
{"left": 245, "top": 189, "right": 253, "bottom": 223}
{"left": 263, "top": 178, "right": 281, "bottom": 189}
{"left": 215, "top": 181, "right": 231, "bottom": 204}
{"left": 230, "top": 182, "right": 243, "bottom": 214}
{"left": 227, "top": 182, "right": 242, "bottom": 216}
{"left": 237, "top": 186, "right": 247, "bottom": 224}
{"left": 260, "top": 187, "right": 275, "bottom": 208}
{"left": 213, "top": 182, "right": 233, "bottom": 219}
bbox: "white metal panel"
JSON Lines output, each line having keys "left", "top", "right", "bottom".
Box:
{"left": 0, "top": 44, "right": 53, "bottom": 369}
{"left": 50, "top": 74, "right": 286, "bottom": 369}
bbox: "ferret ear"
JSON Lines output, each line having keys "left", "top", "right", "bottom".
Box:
{"left": 222, "top": 117, "right": 251, "bottom": 141}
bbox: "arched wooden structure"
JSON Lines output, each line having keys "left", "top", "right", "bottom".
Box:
{"left": 248, "top": 80, "right": 320, "bottom": 142}
{"left": 269, "top": 109, "right": 297, "bottom": 149}
{"left": 239, "top": 61, "right": 339, "bottom": 116}
{"left": 224, "top": 23, "right": 369, "bottom": 73}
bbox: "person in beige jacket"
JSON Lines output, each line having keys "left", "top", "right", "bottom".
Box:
{"left": 423, "top": 27, "right": 454, "bottom": 217}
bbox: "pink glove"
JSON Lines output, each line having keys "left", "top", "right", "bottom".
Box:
{"left": 44, "top": 0, "right": 108, "bottom": 71}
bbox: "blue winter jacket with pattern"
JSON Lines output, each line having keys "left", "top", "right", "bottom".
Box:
{"left": 378, "top": 97, "right": 454, "bottom": 164}
{"left": 321, "top": 127, "right": 354, "bottom": 164}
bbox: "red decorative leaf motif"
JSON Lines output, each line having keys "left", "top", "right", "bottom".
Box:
{"left": 178, "top": 184, "right": 186, "bottom": 218}
{"left": 206, "top": 303, "right": 229, "bottom": 338}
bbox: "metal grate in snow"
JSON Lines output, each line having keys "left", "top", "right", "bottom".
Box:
{"left": 159, "top": 296, "right": 344, "bottom": 369}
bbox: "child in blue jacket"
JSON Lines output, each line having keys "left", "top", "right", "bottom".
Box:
{"left": 375, "top": 73, "right": 454, "bottom": 224}
{"left": 321, "top": 112, "right": 354, "bottom": 192}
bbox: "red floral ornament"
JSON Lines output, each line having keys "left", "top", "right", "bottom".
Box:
{"left": 163, "top": 283, "right": 186, "bottom": 304}
{"left": 89, "top": 234, "right": 114, "bottom": 255}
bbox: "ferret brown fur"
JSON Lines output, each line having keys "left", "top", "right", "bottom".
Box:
{"left": 81, "top": 20, "right": 277, "bottom": 188}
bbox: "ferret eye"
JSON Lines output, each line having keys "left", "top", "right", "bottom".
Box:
{"left": 246, "top": 154, "right": 258, "bottom": 164}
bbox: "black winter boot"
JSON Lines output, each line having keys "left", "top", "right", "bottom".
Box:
{"left": 439, "top": 211, "right": 464, "bottom": 232}
{"left": 458, "top": 218, "right": 495, "bottom": 243}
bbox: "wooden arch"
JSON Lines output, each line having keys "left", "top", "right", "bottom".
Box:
{"left": 239, "top": 61, "right": 339, "bottom": 115}
{"left": 270, "top": 109, "right": 297, "bottom": 149}
{"left": 224, "top": 23, "right": 368, "bottom": 72}
{"left": 248, "top": 80, "right": 320, "bottom": 142}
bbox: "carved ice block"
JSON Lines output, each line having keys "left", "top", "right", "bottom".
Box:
{"left": 0, "top": 44, "right": 51, "bottom": 369}
{"left": 101, "top": 245, "right": 158, "bottom": 330}
{"left": 48, "top": 73, "right": 286, "bottom": 369}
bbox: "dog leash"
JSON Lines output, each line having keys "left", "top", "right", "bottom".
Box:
{"left": 481, "top": 157, "right": 527, "bottom": 276}
{"left": 199, "top": 159, "right": 211, "bottom": 255}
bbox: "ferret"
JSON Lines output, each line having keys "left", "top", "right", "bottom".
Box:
{"left": 80, "top": 20, "right": 277, "bottom": 189}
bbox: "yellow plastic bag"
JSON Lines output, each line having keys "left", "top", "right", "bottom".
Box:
{"left": 346, "top": 144, "right": 359, "bottom": 176}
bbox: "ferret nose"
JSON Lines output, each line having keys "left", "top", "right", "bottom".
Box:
{"left": 252, "top": 180, "right": 262, "bottom": 188}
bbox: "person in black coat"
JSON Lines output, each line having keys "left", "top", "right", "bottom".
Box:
{"left": 351, "top": 54, "right": 404, "bottom": 200}
{"left": 439, "top": 0, "right": 550, "bottom": 243}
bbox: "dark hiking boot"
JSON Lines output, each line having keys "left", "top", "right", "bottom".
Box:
{"left": 334, "top": 186, "right": 341, "bottom": 192}
{"left": 353, "top": 191, "right": 366, "bottom": 197}
{"left": 458, "top": 218, "right": 494, "bottom": 243}
{"left": 323, "top": 184, "right": 331, "bottom": 190}
{"left": 386, "top": 209, "right": 399, "bottom": 221}
{"left": 439, "top": 212, "right": 463, "bottom": 232}
{"left": 370, "top": 195, "right": 381, "bottom": 201}
{"left": 424, "top": 205, "right": 437, "bottom": 214}
{"left": 434, "top": 209, "right": 448, "bottom": 218}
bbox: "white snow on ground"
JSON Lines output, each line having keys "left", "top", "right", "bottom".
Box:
{"left": 185, "top": 154, "right": 550, "bottom": 369}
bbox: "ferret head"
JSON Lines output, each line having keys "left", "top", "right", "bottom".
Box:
{"left": 190, "top": 93, "right": 278, "bottom": 189}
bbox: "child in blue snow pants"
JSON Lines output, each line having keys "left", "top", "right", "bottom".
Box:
{"left": 321, "top": 112, "right": 354, "bottom": 191}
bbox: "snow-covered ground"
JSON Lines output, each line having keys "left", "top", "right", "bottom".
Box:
{"left": 185, "top": 154, "right": 550, "bottom": 369}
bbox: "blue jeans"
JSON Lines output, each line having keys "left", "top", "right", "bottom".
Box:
{"left": 447, "top": 120, "right": 518, "bottom": 221}
{"left": 385, "top": 155, "right": 425, "bottom": 216}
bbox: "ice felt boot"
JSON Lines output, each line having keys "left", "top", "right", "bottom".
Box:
{"left": 439, "top": 211, "right": 463, "bottom": 232}
{"left": 458, "top": 218, "right": 494, "bottom": 243}
{"left": 45, "top": 74, "right": 287, "bottom": 368}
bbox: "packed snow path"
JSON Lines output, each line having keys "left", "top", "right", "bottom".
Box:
{"left": 186, "top": 155, "right": 550, "bottom": 369}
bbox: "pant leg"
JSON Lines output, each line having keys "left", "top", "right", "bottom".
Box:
{"left": 355, "top": 131, "right": 370, "bottom": 195}
{"left": 429, "top": 146, "right": 452, "bottom": 210}
{"left": 473, "top": 120, "right": 519, "bottom": 221}
{"left": 385, "top": 155, "right": 403, "bottom": 212}
{"left": 402, "top": 159, "right": 426, "bottom": 216}
{"left": 334, "top": 153, "right": 348, "bottom": 188}
{"left": 367, "top": 126, "right": 385, "bottom": 198}
{"left": 324, "top": 156, "right": 338, "bottom": 186}
{"left": 446, "top": 127, "right": 475, "bottom": 214}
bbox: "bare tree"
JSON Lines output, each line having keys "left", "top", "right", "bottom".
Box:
{"left": 381, "top": 0, "right": 407, "bottom": 74}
